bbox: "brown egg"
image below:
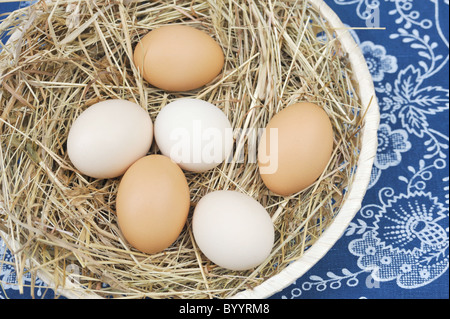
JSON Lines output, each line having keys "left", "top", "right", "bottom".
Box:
{"left": 133, "top": 25, "right": 224, "bottom": 92}
{"left": 258, "top": 102, "right": 334, "bottom": 196}
{"left": 116, "top": 155, "right": 190, "bottom": 254}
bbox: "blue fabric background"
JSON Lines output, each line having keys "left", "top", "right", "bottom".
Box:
{"left": 1, "top": 0, "right": 448, "bottom": 299}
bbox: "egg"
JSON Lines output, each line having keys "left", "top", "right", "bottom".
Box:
{"left": 154, "top": 98, "right": 233, "bottom": 173}
{"left": 258, "top": 102, "right": 334, "bottom": 196}
{"left": 192, "top": 190, "right": 274, "bottom": 271}
{"left": 67, "top": 99, "right": 153, "bottom": 179}
{"left": 116, "top": 155, "right": 190, "bottom": 254}
{"left": 133, "top": 25, "right": 224, "bottom": 91}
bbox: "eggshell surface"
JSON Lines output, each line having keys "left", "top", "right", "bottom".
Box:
{"left": 192, "top": 190, "right": 274, "bottom": 271}
{"left": 67, "top": 99, "right": 153, "bottom": 179}
{"left": 133, "top": 25, "right": 224, "bottom": 91}
{"left": 258, "top": 102, "right": 334, "bottom": 196}
{"left": 116, "top": 155, "right": 190, "bottom": 254}
{"left": 154, "top": 99, "right": 233, "bottom": 173}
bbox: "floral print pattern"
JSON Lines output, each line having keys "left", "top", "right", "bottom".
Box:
{"left": 276, "top": 0, "right": 448, "bottom": 299}
{"left": 375, "top": 124, "right": 411, "bottom": 170}
{"left": 360, "top": 41, "right": 398, "bottom": 82}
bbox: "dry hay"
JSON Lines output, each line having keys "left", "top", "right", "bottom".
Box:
{"left": 0, "top": 0, "right": 363, "bottom": 299}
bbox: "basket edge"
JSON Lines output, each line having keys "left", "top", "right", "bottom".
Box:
{"left": 0, "top": 0, "right": 380, "bottom": 299}
{"left": 231, "top": 0, "right": 380, "bottom": 299}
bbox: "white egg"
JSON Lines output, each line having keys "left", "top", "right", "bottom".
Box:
{"left": 192, "top": 190, "right": 274, "bottom": 271}
{"left": 154, "top": 99, "right": 233, "bottom": 173}
{"left": 67, "top": 99, "right": 153, "bottom": 179}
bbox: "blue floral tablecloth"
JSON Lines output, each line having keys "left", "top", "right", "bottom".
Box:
{"left": 1, "top": 0, "right": 448, "bottom": 300}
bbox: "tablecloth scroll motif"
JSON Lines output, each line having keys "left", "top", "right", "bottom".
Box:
{"left": 271, "top": 0, "right": 449, "bottom": 299}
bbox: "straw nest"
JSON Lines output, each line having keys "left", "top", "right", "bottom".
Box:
{"left": 0, "top": 0, "right": 365, "bottom": 299}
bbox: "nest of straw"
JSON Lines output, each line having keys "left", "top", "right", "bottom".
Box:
{"left": 0, "top": 0, "right": 363, "bottom": 299}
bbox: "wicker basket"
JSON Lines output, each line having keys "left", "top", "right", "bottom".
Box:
{"left": 0, "top": 0, "right": 379, "bottom": 299}
{"left": 233, "top": 0, "right": 380, "bottom": 299}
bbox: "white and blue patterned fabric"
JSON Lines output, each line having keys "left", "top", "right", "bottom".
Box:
{"left": 1, "top": 0, "right": 448, "bottom": 299}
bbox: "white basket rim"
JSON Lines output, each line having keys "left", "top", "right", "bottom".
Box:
{"left": 232, "top": 0, "right": 380, "bottom": 298}
{"left": 0, "top": 0, "right": 380, "bottom": 299}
